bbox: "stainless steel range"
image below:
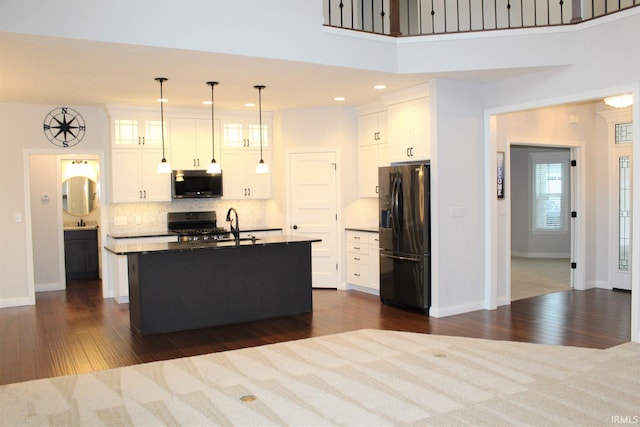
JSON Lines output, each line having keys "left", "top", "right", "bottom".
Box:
{"left": 168, "top": 211, "right": 230, "bottom": 241}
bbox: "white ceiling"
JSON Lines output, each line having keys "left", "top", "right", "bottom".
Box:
{"left": 0, "top": 31, "right": 539, "bottom": 112}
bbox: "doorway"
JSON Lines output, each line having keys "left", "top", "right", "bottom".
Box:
{"left": 26, "top": 150, "right": 106, "bottom": 301}
{"left": 509, "top": 145, "right": 573, "bottom": 301}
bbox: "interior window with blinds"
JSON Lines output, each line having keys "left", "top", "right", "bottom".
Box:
{"left": 531, "top": 152, "right": 570, "bottom": 233}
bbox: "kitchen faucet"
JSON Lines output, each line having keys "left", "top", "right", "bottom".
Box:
{"left": 226, "top": 208, "right": 240, "bottom": 242}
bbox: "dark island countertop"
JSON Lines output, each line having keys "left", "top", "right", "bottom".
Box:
{"left": 107, "top": 227, "right": 283, "bottom": 240}
{"left": 105, "top": 235, "right": 320, "bottom": 255}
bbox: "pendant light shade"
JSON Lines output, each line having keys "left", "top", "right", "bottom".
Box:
{"left": 254, "top": 85, "right": 269, "bottom": 174}
{"left": 155, "top": 77, "right": 172, "bottom": 174}
{"left": 206, "top": 81, "right": 222, "bottom": 174}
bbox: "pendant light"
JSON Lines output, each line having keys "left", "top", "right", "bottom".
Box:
{"left": 206, "top": 81, "right": 222, "bottom": 174}
{"left": 155, "top": 77, "right": 172, "bottom": 174}
{"left": 254, "top": 85, "right": 269, "bottom": 174}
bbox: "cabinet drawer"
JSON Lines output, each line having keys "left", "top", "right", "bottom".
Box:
{"left": 347, "top": 231, "right": 369, "bottom": 244}
{"left": 347, "top": 262, "right": 368, "bottom": 286}
{"left": 347, "top": 242, "right": 368, "bottom": 254}
{"left": 347, "top": 252, "right": 369, "bottom": 264}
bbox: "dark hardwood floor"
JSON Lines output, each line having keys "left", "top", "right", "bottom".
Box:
{"left": 0, "top": 279, "right": 631, "bottom": 386}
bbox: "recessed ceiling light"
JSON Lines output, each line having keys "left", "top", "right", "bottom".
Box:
{"left": 202, "top": 100, "right": 213, "bottom": 105}
{"left": 245, "top": 103, "right": 256, "bottom": 108}
{"left": 373, "top": 84, "right": 387, "bottom": 90}
{"left": 157, "top": 98, "right": 168, "bottom": 103}
{"left": 334, "top": 97, "right": 346, "bottom": 102}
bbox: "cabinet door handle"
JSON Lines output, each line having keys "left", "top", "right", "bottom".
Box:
{"left": 247, "top": 188, "right": 251, "bottom": 196}
{"left": 143, "top": 190, "right": 146, "bottom": 199}
{"left": 375, "top": 185, "right": 379, "bottom": 194}
{"left": 354, "top": 257, "right": 360, "bottom": 261}
{"left": 141, "top": 136, "right": 145, "bottom": 145}
{"left": 354, "top": 246, "right": 360, "bottom": 250}
{"left": 139, "top": 190, "right": 143, "bottom": 199}
{"left": 354, "top": 273, "right": 361, "bottom": 277}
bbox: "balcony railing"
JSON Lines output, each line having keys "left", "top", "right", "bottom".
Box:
{"left": 323, "top": 0, "right": 639, "bottom": 36}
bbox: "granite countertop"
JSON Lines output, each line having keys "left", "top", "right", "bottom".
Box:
{"left": 64, "top": 223, "right": 99, "bottom": 231}
{"left": 108, "top": 231, "right": 176, "bottom": 239}
{"left": 345, "top": 226, "right": 378, "bottom": 233}
{"left": 108, "top": 227, "right": 283, "bottom": 240}
{"left": 105, "top": 235, "right": 319, "bottom": 255}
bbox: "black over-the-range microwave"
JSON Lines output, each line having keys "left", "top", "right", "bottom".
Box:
{"left": 171, "top": 170, "right": 223, "bottom": 199}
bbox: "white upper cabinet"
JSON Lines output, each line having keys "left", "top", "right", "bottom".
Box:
{"left": 357, "top": 110, "right": 389, "bottom": 197}
{"left": 222, "top": 117, "right": 269, "bottom": 149}
{"left": 221, "top": 149, "right": 271, "bottom": 199}
{"left": 111, "top": 147, "right": 171, "bottom": 203}
{"left": 108, "top": 106, "right": 171, "bottom": 203}
{"left": 387, "top": 97, "right": 430, "bottom": 162}
{"left": 357, "top": 111, "right": 387, "bottom": 146}
{"left": 170, "top": 118, "right": 220, "bottom": 170}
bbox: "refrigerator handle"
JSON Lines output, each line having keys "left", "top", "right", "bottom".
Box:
{"left": 392, "top": 174, "right": 403, "bottom": 234}
{"left": 380, "top": 252, "right": 421, "bottom": 262}
{"left": 391, "top": 175, "right": 399, "bottom": 234}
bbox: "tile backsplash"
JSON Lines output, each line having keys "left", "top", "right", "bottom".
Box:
{"left": 108, "top": 199, "right": 267, "bottom": 234}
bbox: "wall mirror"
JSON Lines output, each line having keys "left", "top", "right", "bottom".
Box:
{"left": 62, "top": 176, "right": 98, "bottom": 216}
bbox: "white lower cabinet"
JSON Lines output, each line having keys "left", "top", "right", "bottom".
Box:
{"left": 107, "top": 235, "right": 178, "bottom": 303}
{"left": 346, "top": 230, "right": 380, "bottom": 294}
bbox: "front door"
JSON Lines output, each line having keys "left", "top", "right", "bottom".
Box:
{"left": 610, "top": 144, "right": 632, "bottom": 290}
{"left": 289, "top": 151, "right": 338, "bottom": 288}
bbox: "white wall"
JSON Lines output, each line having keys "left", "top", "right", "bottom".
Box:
{"left": 29, "top": 154, "right": 62, "bottom": 290}
{"left": 0, "top": 103, "right": 108, "bottom": 306}
{"left": 429, "top": 79, "right": 486, "bottom": 316}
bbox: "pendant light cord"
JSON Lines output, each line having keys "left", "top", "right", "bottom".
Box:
{"left": 156, "top": 77, "right": 168, "bottom": 160}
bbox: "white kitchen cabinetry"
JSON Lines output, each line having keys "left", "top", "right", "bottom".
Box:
{"left": 222, "top": 117, "right": 269, "bottom": 149}
{"left": 387, "top": 97, "right": 430, "bottom": 162}
{"left": 220, "top": 113, "right": 272, "bottom": 199}
{"left": 222, "top": 150, "right": 271, "bottom": 199}
{"left": 109, "top": 107, "right": 171, "bottom": 203}
{"left": 108, "top": 235, "right": 178, "bottom": 303}
{"left": 346, "top": 230, "right": 380, "bottom": 294}
{"left": 170, "top": 118, "right": 220, "bottom": 170}
{"left": 111, "top": 148, "right": 171, "bottom": 203}
{"left": 358, "top": 111, "right": 389, "bottom": 197}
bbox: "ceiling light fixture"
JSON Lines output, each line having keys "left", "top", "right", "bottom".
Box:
{"left": 254, "top": 85, "right": 269, "bottom": 174}
{"left": 334, "top": 96, "right": 346, "bottom": 102}
{"left": 155, "top": 77, "right": 171, "bottom": 174}
{"left": 206, "top": 81, "right": 222, "bottom": 175}
{"left": 373, "top": 84, "right": 387, "bottom": 90}
{"left": 604, "top": 94, "right": 633, "bottom": 108}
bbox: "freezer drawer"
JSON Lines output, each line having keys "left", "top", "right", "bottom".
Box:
{"left": 379, "top": 251, "right": 430, "bottom": 313}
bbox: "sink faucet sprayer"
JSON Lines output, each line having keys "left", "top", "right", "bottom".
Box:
{"left": 226, "top": 208, "right": 240, "bottom": 242}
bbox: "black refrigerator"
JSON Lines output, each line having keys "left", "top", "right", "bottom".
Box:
{"left": 378, "top": 163, "right": 431, "bottom": 313}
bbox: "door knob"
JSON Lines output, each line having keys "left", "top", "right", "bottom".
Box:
{"left": 293, "top": 225, "right": 298, "bottom": 230}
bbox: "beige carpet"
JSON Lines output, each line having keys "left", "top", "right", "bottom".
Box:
{"left": 511, "top": 257, "right": 571, "bottom": 301}
{"left": 1, "top": 329, "right": 638, "bottom": 426}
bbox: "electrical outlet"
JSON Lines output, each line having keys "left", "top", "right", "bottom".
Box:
{"left": 135, "top": 215, "right": 142, "bottom": 225}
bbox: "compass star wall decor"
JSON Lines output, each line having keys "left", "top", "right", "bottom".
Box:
{"left": 43, "top": 107, "right": 86, "bottom": 147}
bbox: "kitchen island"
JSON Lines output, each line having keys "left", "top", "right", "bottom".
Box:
{"left": 105, "top": 235, "right": 320, "bottom": 335}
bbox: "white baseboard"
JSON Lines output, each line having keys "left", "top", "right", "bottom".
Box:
{"left": 35, "top": 282, "right": 65, "bottom": 292}
{"left": 116, "top": 296, "right": 129, "bottom": 304}
{"left": 0, "top": 296, "right": 33, "bottom": 308}
{"left": 429, "top": 299, "right": 484, "bottom": 318}
{"left": 346, "top": 283, "right": 379, "bottom": 296}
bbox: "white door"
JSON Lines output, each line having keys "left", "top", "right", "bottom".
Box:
{"left": 610, "top": 146, "right": 632, "bottom": 290}
{"left": 289, "top": 151, "right": 338, "bottom": 288}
